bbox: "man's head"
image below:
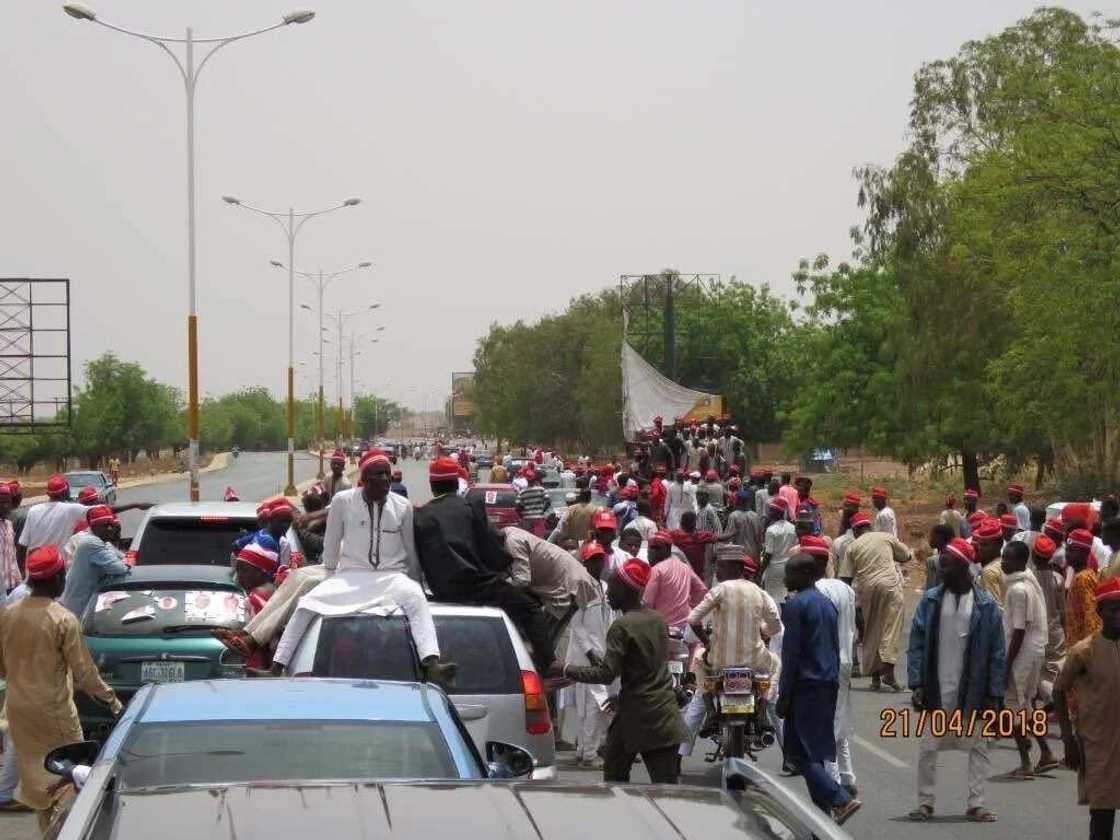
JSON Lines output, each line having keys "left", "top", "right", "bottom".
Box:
{"left": 696, "top": 490, "right": 710, "bottom": 509}
{"left": 972, "top": 520, "right": 1004, "bottom": 563}
{"left": 330, "top": 450, "right": 346, "bottom": 479}
{"left": 0, "top": 483, "right": 12, "bottom": 517}
{"left": 799, "top": 535, "right": 831, "bottom": 578}
{"left": 871, "top": 487, "right": 888, "bottom": 511}
{"left": 765, "top": 496, "right": 787, "bottom": 524}
{"left": 619, "top": 529, "right": 643, "bottom": 557}
{"left": 928, "top": 523, "right": 953, "bottom": 552}
{"left": 735, "top": 489, "right": 752, "bottom": 510}
{"left": 939, "top": 538, "right": 975, "bottom": 594}
{"left": 255, "top": 502, "right": 271, "bottom": 530}
{"left": 428, "top": 455, "right": 461, "bottom": 497}
{"left": 963, "top": 487, "right": 979, "bottom": 513}
{"left": 77, "top": 486, "right": 99, "bottom": 506}
{"left": 1029, "top": 506, "right": 1046, "bottom": 533}
{"left": 1032, "top": 535, "right": 1057, "bottom": 569}
{"left": 648, "top": 531, "right": 673, "bottom": 564}
{"left": 302, "top": 484, "right": 326, "bottom": 513}
{"left": 794, "top": 509, "right": 815, "bottom": 538}
{"left": 359, "top": 451, "right": 393, "bottom": 499}
{"left": 266, "top": 498, "right": 296, "bottom": 539}
{"left": 576, "top": 487, "right": 592, "bottom": 505}
{"left": 850, "top": 512, "right": 872, "bottom": 538}
{"left": 1008, "top": 482, "right": 1024, "bottom": 505}
{"left": 783, "top": 553, "right": 819, "bottom": 593}
{"left": 579, "top": 540, "right": 607, "bottom": 580}
{"left": 26, "top": 545, "right": 65, "bottom": 598}
{"left": 767, "top": 478, "right": 780, "bottom": 496}
{"left": 607, "top": 559, "right": 649, "bottom": 611}
{"left": 1000, "top": 539, "right": 1030, "bottom": 576}
{"left": 780, "top": 472, "right": 792, "bottom": 486}
{"left": 1065, "top": 528, "right": 1094, "bottom": 571}
{"left": 794, "top": 475, "right": 811, "bottom": 501}
{"left": 680, "top": 511, "right": 698, "bottom": 533}
{"left": 1096, "top": 578, "right": 1120, "bottom": 639}
{"left": 235, "top": 540, "right": 279, "bottom": 592}
{"left": 8, "top": 480, "right": 22, "bottom": 507}
{"left": 674, "top": 471, "right": 685, "bottom": 485}
{"left": 45, "top": 474, "right": 70, "bottom": 502}
{"left": 1000, "top": 513, "right": 1018, "bottom": 542}
{"left": 1101, "top": 516, "right": 1120, "bottom": 553}
{"left": 841, "top": 491, "right": 860, "bottom": 515}
{"left": 87, "top": 505, "right": 118, "bottom": 542}
{"left": 592, "top": 509, "right": 618, "bottom": 550}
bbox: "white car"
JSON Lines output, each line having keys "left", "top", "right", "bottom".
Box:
{"left": 128, "top": 502, "right": 302, "bottom": 567}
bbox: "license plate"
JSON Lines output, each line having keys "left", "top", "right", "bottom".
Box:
{"left": 668, "top": 660, "right": 684, "bottom": 674}
{"left": 141, "top": 661, "right": 185, "bottom": 684}
{"left": 722, "top": 668, "right": 753, "bottom": 694}
{"left": 722, "top": 694, "right": 755, "bottom": 715}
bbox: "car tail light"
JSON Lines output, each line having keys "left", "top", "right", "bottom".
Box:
{"left": 521, "top": 670, "right": 551, "bottom": 735}
{"left": 124, "top": 550, "right": 138, "bottom": 567}
{"left": 199, "top": 515, "right": 230, "bottom": 524}
{"left": 219, "top": 649, "right": 246, "bottom": 668}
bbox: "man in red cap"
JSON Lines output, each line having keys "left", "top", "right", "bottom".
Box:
{"left": 515, "top": 468, "right": 551, "bottom": 537}
{"left": 1030, "top": 535, "right": 1066, "bottom": 704}
{"left": 871, "top": 487, "right": 896, "bottom": 538}
{"left": 234, "top": 539, "right": 280, "bottom": 616}
{"left": 940, "top": 493, "right": 965, "bottom": 538}
{"left": 1065, "top": 529, "right": 1102, "bottom": 653}
{"left": 558, "top": 559, "right": 688, "bottom": 783}
{"left": 669, "top": 511, "right": 718, "bottom": 582}
{"left": 323, "top": 449, "right": 352, "bottom": 501}
{"left": 973, "top": 519, "right": 1006, "bottom": 606}
{"left": 0, "top": 484, "right": 19, "bottom": 595}
{"left": 649, "top": 465, "right": 668, "bottom": 527}
{"left": 590, "top": 508, "right": 633, "bottom": 579}
{"left": 1008, "top": 482, "right": 1030, "bottom": 531}
{"left": 415, "top": 456, "right": 556, "bottom": 674}
{"left": 641, "top": 530, "right": 707, "bottom": 632}
{"left": 999, "top": 512, "right": 1019, "bottom": 544}
{"left": 907, "top": 537, "right": 1004, "bottom": 823}
{"left": 1054, "top": 577, "right": 1120, "bottom": 839}
{"left": 844, "top": 512, "right": 911, "bottom": 691}
{"left": 264, "top": 498, "right": 299, "bottom": 569}
{"left": 59, "top": 505, "right": 129, "bottom": 616}
{"left": 761, "top": 496, "right": 798, "bottom": 606}
{"left": 0, "top": 545, "right": 120, "bottom": 829}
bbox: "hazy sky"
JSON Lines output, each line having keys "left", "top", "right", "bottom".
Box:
{"left": 1, "top": 1, "right": 1104, "bottom": 411}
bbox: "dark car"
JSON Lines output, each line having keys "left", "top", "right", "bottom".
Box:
{"left": 466, "top": 483, "right": 519, "bottom": 528}
{"left": 76, "top": 565, "right": 249, "bottom": 738}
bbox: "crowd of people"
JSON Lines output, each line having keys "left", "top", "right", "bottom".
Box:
{"left": 1, "top": 429, "right": 1119, "bottom": 837}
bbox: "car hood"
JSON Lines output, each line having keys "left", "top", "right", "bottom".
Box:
{"left": 107, "top": 781, "right": 772, "bottom": 839}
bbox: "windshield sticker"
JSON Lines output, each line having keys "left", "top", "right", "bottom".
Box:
{"left": 485, "top": 491, "right": 497, "bottom": 504}
{"left": 184, "top": 591, "right": 247, "bottom": 624}
{"left": 157, "top": 596, "right": 178, "bottom": 611}
{"left": 121, "top": 605, "right": 156, "bottom": 624}
{"left": 94, "top": 591, "right": 130, "bottom": 612}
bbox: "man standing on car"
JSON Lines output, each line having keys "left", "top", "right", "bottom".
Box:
{"left": 59, "top": 506, "right": 130, "bottom": 616}
{"left": 415, "top": 456, "right": 558, "bottom": 674}
{"left": 0, "top": 545, "right": 121, "bottom": 831}
{"left": 558, "top": 559, "right": 688, "bottom": 783}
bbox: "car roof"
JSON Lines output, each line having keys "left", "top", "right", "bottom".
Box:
{"left": 145, "top": 502, "right": 261, "bottom": 518}
{"left": 104, "top": 565, "right": 239, "bottom": 588}
{"left": 105, "top": 782, "right": 768, "bottom": 839}
{"left": 138, "top": 678, "right": 442, "bottom": 724}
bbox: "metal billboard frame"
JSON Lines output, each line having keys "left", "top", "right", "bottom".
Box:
{"left": 0, "top": 279, "right": 72, "bottom": 432}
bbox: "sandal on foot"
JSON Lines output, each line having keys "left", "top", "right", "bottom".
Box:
{"left": 1007, "top": 767, "right": 1034, "bottom": 779}
{"left": 908, "top": 805, "right": 933, "bottom": 821}
{"left": 966, "top": 807, "right": 998, "bottom": 822}
{"left": 1034, "top": 759, "right": 1060, "bottom": 774}
{"left": 833, "top": 799, "right": 861, "bottom": 826}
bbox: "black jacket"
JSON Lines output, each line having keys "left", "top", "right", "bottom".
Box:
{"left": 413, "top": 494, "right": 510, "bottom": 597}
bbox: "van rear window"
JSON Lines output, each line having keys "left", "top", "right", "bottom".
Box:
{"left": 137, "top": 517, "right": 256, "bottom": 566}
{"left": 466, "top": 489, "right": 518, "bottom": 508}
{"left": 313, "top": 614, "right": 522, "bottom": 695}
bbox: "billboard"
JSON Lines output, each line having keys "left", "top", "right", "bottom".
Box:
{"left": 621, "top": 341, "right": 722, "bottom": 436}
{"left": 451, "top": 372, "right": 475, "bottom": 418}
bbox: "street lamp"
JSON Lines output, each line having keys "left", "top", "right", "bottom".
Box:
{"left": 324, "top": 307, "right": 380, "bottom": 446}
{"left": 275, "top": 260, "right": 372, "bottom": 478}
{"left": 64, "top": 4, "right": 316, "bottom": 501}
{"left": 223, "top": 199, "right": 362, "bottom": 493}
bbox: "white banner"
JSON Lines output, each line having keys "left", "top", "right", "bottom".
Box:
{"left": 621, "top": 341, "right": 722, "bottom": 436}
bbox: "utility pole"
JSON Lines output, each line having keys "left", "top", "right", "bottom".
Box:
{"left": 663, "top": 269, "right": 676, "bottom": 381}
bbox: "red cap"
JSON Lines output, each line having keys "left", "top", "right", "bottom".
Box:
{"left": 429, "top": 457, "right": 461, "bottom": 482}
{"left": 77, "top": 486, "right": 99, "bottom": 504}
{"left": 728, "top": 477, "right": 742, "bottom": 490}
{"left": 1033, "top": 535, "right": 1057, "bottom": 559}
{"left": 330, "top": 449, "right": 347, "bottom": 465}
{"left": 649, "top": 529, "right": 674, "bottom": 547}
{"left": 799, "top": 535, "right": 830, "bottom": 559}
{"left": 705, "top": 469, "right": 719, "bottom": 482}
{"left": 600, "top": 465, "right": 614, "bottom": 478}
{"left": 579, "top": 541, "right": 606, "bottom": 563}
{"left": 592, "top": 509, "right": 618, "bottom": 531}
{"left": 1067, "top": 529, "right": 1094, "bottom": 551}
{"left": 972, "top": 519, "right": 1003, "bottom": 543}
{"left": 871, "top": 486, "right": 888, "bottom": 499}
{"left": 767, "top": 496, "right": 788, "bottom": 514}
{"left": 87, "top": 504, "right": 117, "bottom": 527}
{"left": 6, "top": 480, "right": 20, "bottom": 497}
{"left": 236, "top": 542, "right": 279, "bottom": 576}
{"left": 943, "top": 537, "right": 976, "bottom": 564}
{"left": 964, "top": 488, "right": 979, "bottom": 500}
{"left": 621, "top": 484, "right": 639, "bottom": 500}
{"left": 256, "top": 502, "right": 272, "bottom": 520}
{"left": 269, "top": 498, "right": 296, "bottom": 520}
{"left": 967, "top": 511, "right": 987, "bottom": 528}
{"left": 1095, "top": 576, "right": 1120, "bottom": 602}
{"left": 46, "top": 474, "right": 68, "bottom": 498}
{"left": 359, "top": 449, "right": 391, "bottom": 472}
{"left": 1043, "top": 519, "right": 1065, "bottom": 539}
{"left": 999, "top": 513, "right": 1018, "bottom": 530}
{"left": 26, "top": 545, "right": 64, "bottom": 580}
{"left": 616, "top": 559, "right": 651, "bottom": 591}
{"left": 741, "top": 553, "right": 759, "bottom": 573}
{"left": 223, "top": 487, "right": 240, "bottom": 502}
{"left": 842, "top": 491, "right": 861, "bottom": 506}
{"left": 850, "top": 512, "right": 871, "bottom": 529}
{"left": 1008, "top": 483, "right": 1025, "bottom": 495}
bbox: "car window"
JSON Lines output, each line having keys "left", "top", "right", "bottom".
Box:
{"left": 116, "top": 720, "right": 458, "bottom": 788}
{"left": 313, "top": 614, "right": 522, "bottom": 695}
{"left": 84, "top": 587, "right": 247, "bottom": 636}
{"left": 137, "top": 517, "right": 256, "bottom": 566}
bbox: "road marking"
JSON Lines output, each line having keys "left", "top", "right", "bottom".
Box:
{"left": 852, "top": 734, "right": 909, "bottom": 768}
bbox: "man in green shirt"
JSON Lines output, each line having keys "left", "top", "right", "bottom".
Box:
{"left": 557, "top": 559, "right": 688, "bottom": 783}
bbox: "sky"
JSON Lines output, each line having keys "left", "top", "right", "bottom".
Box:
{"left": 1, "top": 1, "right": 1107, "bottom": 412}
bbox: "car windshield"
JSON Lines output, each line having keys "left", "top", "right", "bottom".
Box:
{"left": 83, "top": 587, "right": 247, "bottom": 636}
{"left": 66, "top": 472, "right": 102, "bottom": 488}
{"left": 466, "top": 488, "right": 518, "bottom": 508}
{"left": 116, "top": 720, "right": 460, "bottom": 789}
{"left": 137, "top": 517, "right": 256, "bottom": 566}
{"left": 314, "top": 614, "right": 522, "bottom": 695}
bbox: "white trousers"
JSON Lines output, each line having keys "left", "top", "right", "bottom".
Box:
{"left": 825, "top": 738, "right": 855, "bottom": 787}
{"left": 678, "top": 688, "right": 708, "bottom": 757}
{"left": 576, "top": 701, "right": 611, "bottom": 761}
{"left": 917, "top": 731, "right": 990, "bottom": 810}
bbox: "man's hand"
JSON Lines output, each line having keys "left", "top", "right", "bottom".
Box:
{"left": 586, "top": 651, "right": 603, "bottom": 668}
{"left": 911, "top": 687, "right": 924, "bottom": 709}
{"left": 603, "top": 695, "right": 619, "bottom": 714}
{"left": 1062, "top": 736, "right": 1081, "bottom": 770}
{"left": 546, "top": 660, "right": 566, "bottom": 678}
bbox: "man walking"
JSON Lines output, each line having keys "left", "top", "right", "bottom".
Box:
{"left": 722, "top": 489, "right": 764, "bottom": 563}
{"left": 1009, "top": 482, "right": 1030, "bottom": 532}
{"left": 641, "top": 530, "right": 707, "bottom": 631}
{"left": 559, "top": 560, "right": 688, "bottom": 783}
{"left": 907, "top": 537, "right": 1004, "bottom": 824}
{"left": 777, "top": 554, "right": 861, "bottom": 825}
{"left": 0, "top": 546, "right": 121, "bottom": 830}
{"left": 871, "top": 487, "right": 897, "bottom": 537}
{"left": 1030, "top": 535, "right": 1066, "bottom": 709}
{"left": 60, "top": 505, "right": 129, "bottom": 616}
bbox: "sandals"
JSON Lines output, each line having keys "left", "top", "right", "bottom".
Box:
{"left": 907, "top": 805, "right": 933, "bottom": 821}
{"left": 1007, "top": 767, "right": 1034, "bottom": 779}
{"left": 1035, "top": 759, "right": 1060, "bottom": 774}
{"left": 967, "top": 807, "right": 998, "bottom": 822}
{"left": 212, "top": 628, "right": 258, "bottom": 658}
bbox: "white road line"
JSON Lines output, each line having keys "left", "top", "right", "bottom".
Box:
{"left": 852, "top": 734, "right": 909, "bottom": 768}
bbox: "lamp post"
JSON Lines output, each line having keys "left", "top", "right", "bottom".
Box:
{"left": 223, "top": 197, "right": 361, "bottom": 495}
{"left": 63, "top": 3, "right": 316, "bottom": 501}
{"left": 349, "top": 330, "right": 384, "bottom": 438}
{"left": 281, "top": 261, "right": 369, "bottom": 477}
{"left": 324, "top": 305, "right": 380, "bottom": 446}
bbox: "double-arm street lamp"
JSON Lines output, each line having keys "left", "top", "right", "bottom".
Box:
{"left": 222, "top": 197, "right": 362, "bottom": 494}
{"left": 62, "top": 3, "right": 316, "bottom": 500}
{"left": 324, "top": 307, "right": 380, "bottom": 445}
{"left": 285, "top": 261, "right": 371, "bottom": 477}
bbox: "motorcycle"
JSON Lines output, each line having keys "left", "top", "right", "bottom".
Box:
{"left": 699, "top": 665, "right": 775, "bottom": 761}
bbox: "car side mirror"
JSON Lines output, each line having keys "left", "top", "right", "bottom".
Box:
{"left": 44, "top": 740, "right": 99, "bottom": 778}
{"left": 485, "top": 741, "right": 534, "bottom": 779}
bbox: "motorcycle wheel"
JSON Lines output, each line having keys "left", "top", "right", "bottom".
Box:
{"left": 725, "top": 724, "right": 746, "bottom": 759}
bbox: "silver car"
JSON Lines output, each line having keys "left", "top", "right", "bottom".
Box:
{"left": 284, "top": 604, "right": 557, "bottom": 779}
{"left": 128, "top": 502, "right": 302, "bottom": 566}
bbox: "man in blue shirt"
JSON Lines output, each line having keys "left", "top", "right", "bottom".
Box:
{"left": 59, "top": 505, "right": 129, "bottom": 616}
{"left": 778, "top": 553, "right": 861, "bottom": 826}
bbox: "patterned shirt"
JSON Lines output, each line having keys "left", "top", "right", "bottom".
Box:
{"left": 1065, "top": 568, "right": 1102, "bottom": 649}
{"left": 688, "top": 578, "right": 781, "bottom": 670}
{"left": 515, "top": 485, "right": 550, "bottom": 519}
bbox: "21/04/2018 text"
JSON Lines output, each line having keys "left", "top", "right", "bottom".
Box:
{"left": 880, "top": 708, "right": 1047, "bottom": 739}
